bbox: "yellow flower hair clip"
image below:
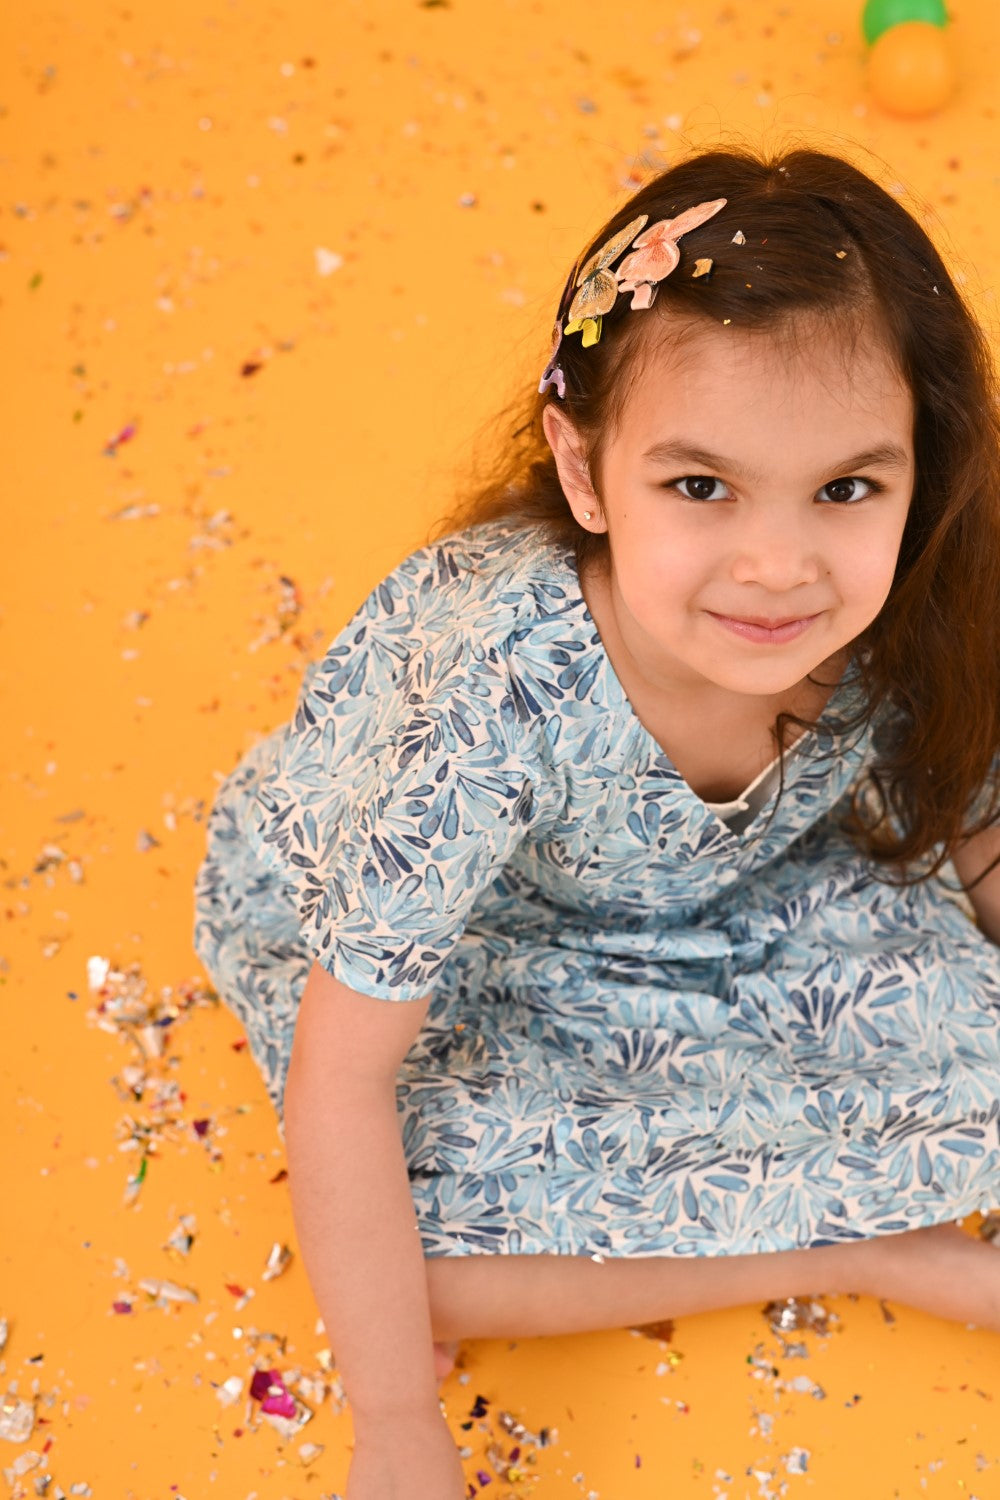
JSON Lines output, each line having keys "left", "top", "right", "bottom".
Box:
{"left": 564, "top": 213, "right": 649, "bottom": 349}
{"left": 539, "top": 197, "right": 728, "bottom": 399}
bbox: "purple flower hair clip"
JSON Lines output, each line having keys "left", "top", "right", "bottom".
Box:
{"left": 538, "top": 197, "right": 727, "bottom": 400}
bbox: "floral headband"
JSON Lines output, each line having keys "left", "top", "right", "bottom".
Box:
{"left": 538, "top": 197, "right": 728, "bottom": 399}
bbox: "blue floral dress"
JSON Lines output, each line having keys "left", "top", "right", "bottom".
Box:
{"left": 193, "top": 520, "right": 1000, "bottom": 1259}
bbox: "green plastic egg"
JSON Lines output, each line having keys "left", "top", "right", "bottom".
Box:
{"left": 862, "top": 0, "right": 948, "bottom": 46}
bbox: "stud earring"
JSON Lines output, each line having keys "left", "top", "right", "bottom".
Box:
{"left": 582, "top": 510, "right": 593, "bottom": 520}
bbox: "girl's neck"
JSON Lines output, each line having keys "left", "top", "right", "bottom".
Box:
{"left": 578, "top": 554, "right": 845, "bottom": 802}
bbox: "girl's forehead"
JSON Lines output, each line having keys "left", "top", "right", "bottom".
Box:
{"left": 623, "top": 313, "right": 911, "bottom": 431}
{"left": 639, "top": 308, "right": 897, "bottom": 378}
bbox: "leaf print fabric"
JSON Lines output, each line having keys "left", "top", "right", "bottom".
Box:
{"left": 241, "top": 608, "right": 559, "bottom": 999}
{"left": 193, "top": 520, "right": 1000, "bottom": 1260}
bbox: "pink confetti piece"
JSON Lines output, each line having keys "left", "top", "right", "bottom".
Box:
{"left": 248, "top": 1367, "right": 299, "bottom": 1419}
{"left": 261, "top": 1387, "right": 297, "bottom": 1419}
{"left": 103, "top": 423, "right": 136, "bottom": 456}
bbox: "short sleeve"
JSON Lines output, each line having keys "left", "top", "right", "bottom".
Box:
{"left": 243, "top": 563, "right": 558, "bottom": 999}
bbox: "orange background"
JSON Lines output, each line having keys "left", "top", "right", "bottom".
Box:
{"left": 4, "top": 1, "right": 1000, "bottom": 1495}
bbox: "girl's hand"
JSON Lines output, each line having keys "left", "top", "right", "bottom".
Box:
{"left": 346, "top": 1410, "right": 466, "bottom": 1500}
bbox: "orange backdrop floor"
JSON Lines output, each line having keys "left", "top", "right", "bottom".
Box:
{"left": 4, "top": 1, "right": 1000, "bottom": 1495}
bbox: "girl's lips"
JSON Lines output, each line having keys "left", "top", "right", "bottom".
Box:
{"left": 707, "top": 611, "right": 820, "bottom": 645}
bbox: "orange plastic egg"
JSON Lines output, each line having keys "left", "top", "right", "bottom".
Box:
{"left": 868, "top": 20, "right": 957, "bottom": 116}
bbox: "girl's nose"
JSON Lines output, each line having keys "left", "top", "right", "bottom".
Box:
{"left": 729, "top": 514, "right": 822, "bottom": 591}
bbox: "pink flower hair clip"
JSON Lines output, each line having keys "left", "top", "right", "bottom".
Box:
{"left": 539, "top": 197, "right": 728, "bottom": 399}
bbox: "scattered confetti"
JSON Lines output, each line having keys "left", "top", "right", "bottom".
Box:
{"left": 785, "top": 1373, "right": 827, "bottom": 1400}
{"left": 453, "top": 1389, "right": 555, "bottom": 1486}
{"left": 763, "top": 1297, "right": 837, "bottom": 1337}
{"left": 314, "top": 247, "right": 343, "bottom": 276}
{"left": 86, "top": 956, "right": 110, "bottom": 991}
{"left": 106, "top": 501, "right": 160, "bottom": 521}
{"left": 250, "top": 1367, "right": 295, "bottom": 1416}
{"left": 85, "top": 958, "right": 221, "bottom": 1203}
{"left": 247, "top": 574, "right": 306, "bottom": 652}
{"left": 248, "top": 1367, "right": 314, "bottom": 1436}
{"left": 102, "top": 423, "right": 136, "bottom": 456}
{"left": 136, "top": 1278, "right": 199, "bottom": 1306}
{"left": 633, "top": 1318, "right": 675, "bottom": 1343}
{"left": 783, "top": 1446, "right": 810, "bottom": 1474}
{"left": 261, "top": 1242, "right": 293, "bottom": 1281}
{"left": 0, "top": 1398, "right": 34, "bottom": 1444}
{"left": 163, "top": 1214, "right": 197, "bottom": 1258}
{"left": 977, "top": 1211, "right": 1000, "bottom": 1243}
{"left": 215, "top": 1376, "right": 244, "bottom": 1408}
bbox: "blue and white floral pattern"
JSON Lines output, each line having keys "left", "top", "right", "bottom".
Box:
{"left": 193, "top": 521, "right": 1000, "bottom": 1259}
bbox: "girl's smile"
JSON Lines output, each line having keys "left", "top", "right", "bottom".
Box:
{"left": 706, "top": 610, "right": 821, "bottom": 645}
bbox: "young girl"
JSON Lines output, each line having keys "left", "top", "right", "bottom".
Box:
{"left": 194, "top": 144, "right": 1000, "bottom": 1496}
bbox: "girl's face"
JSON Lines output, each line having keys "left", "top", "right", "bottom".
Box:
{"left": 544, "top": 313, "right": 916, "bottom": 705}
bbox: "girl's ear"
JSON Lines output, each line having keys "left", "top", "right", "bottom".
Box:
{"left": 542, "top": 405, "right": 607, "bottom": 532}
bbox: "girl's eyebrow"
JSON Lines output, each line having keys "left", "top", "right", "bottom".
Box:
{"left": 641, "top": 439, "right": 912, "bottom": 479}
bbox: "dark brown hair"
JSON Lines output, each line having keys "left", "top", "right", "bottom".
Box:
{"left": 433, "top": 143, "right": 1000, "bottom": 882}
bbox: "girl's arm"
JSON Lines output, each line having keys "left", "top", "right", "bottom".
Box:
{"left": 951, "top": 825, "right": 1000, "bottom": 946}
{"left": 283, "top": 959, "right": 443, "bottom": 1429}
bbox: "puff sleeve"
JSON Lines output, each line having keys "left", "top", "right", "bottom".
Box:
{"left": 242, "top": 565, "right": 559, "bottom": 999}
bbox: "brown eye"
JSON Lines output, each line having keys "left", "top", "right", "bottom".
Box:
{"left": 820, "top": 477, "right": 879, "bottom": 504}
{"left": 674, "top": 475, "right": 726, "bottom": 501}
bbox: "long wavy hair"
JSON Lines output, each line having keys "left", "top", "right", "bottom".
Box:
{"left": 432, "top": 144, "right": 1000, "bottom": 883}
